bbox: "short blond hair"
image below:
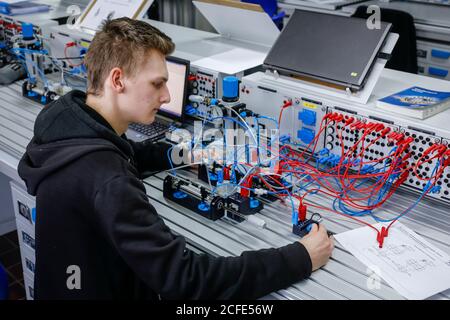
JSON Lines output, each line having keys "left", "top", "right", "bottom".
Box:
{"left": 84, "top": 17, "right": 175, "bottom": 95}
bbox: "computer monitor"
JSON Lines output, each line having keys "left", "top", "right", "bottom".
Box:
{"left": 158, "top": 56, "right": 189, "bottom": 121}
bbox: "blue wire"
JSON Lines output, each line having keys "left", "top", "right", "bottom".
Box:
{"left": 257, "top": 116, "right": 279, "bottom": 128}
{"left": 167, "top": 146, "right": 176, "bottom": 175}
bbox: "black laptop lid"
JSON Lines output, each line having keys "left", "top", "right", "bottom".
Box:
{"left": 264, "top": 10, "right": 392, "bottom": 90}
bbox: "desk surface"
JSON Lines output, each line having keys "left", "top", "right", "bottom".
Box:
{"left": 1, "top": 80, "right": 450, "bottom": 300}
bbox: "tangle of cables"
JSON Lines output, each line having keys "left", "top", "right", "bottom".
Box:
{"left": 171, "top": 100, "right": 450, "bottom": 248}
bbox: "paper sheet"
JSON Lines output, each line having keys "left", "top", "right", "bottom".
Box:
{"left": 78, "top": 0, "right": 152, "bottom": 32}
{"left": 335, "top": 222, "right": 450, "bottom": 300}
{"left": 193, "top": 48, "right": 267, "bottom": 75}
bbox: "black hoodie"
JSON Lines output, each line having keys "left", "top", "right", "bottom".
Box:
{"left": 18, "top": 90, "right": 312, "bottom": 300}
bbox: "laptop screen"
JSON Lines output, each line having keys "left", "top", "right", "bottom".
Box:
{"left": 263, "top": 10, "right": 391, "bottom": 90}
{"left": 158, "top": 57, "right": 189, "bottom": 120}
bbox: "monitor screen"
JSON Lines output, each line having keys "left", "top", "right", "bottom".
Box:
{"left": 159, "top": 57, "right": 189, "bottom": 120}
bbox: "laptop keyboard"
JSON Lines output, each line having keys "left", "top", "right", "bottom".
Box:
{"left": 129, "top": 121, "right": 170, "bottom": 142}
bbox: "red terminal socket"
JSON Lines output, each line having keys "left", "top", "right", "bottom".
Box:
{"left": 298, "top": 204, "right": 308, "bottom": 222}
{"left": 381, "top": 127, "right": 391, "bottom": 137}
{"left": 422, "top": 144, "right": 446, "bottom": 158}
{"left": 240, "top": 177, "right": 252, "bottom": 198}
{"left": 282, "top": 100, "right": 293, "bottom": 109}
{"left": 397, "top": 143, "right": 410, "bottom": 155}
{"left": 399, "top": 171, "right": 410, "bottom": 184}
{"left": 350, "top": 121, "right": 361, "bottom": 129}
{"left": 422, "top": 144, "right": 438, "bottom": 157}
{"left": 443, "top": 150, "right": 450, "bottom": 167}
{"left": 223, "top": 167, "right": 230, "bottom": 180}
{"left": 377, "top": 227, "right": 389, "bottom": 248}
{"left": 365, "top": 123, "right": 377, "bottom": 131}
{"left": 436, "top": 145, "right": 447, "bottom": 157}
{"left": 394, "top": 134, "right": 405, "bottom": 145}
{"left": 375, "top": 123, "right": 385, "bottom": 132}
{"left": 401, "top": 137, "right": 414, "bottom": 146}
{"left": 366, "top": 123, "right": 376, "bottom": 132}
{"left": 356, "top": 122, "right": 366, "bottom": 130}
{"left": 327, "top": 113, "right": 336, "bottom": 122}
{"left": 401, "top": 152, "right": 412, "bottom": 162}
{"left": 398, "top": 159, "right": 410, "bottom": 170}
{"left": 344, "top": 117, "right": 355, "bottom": 126}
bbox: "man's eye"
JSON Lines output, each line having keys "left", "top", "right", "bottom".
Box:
{"left": 154, "top": 82, "right": 164, "bottom": 88}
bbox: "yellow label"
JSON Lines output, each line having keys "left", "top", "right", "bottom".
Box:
{"left": 303, "top": 101, "right": 318, "bottom": 109}
{"left": 80, "top": 41, "right": 90, "bottom": 48}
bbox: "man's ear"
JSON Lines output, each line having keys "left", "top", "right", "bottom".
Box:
{"left": 109, "top": 67, "right": 125, "bottom": 93}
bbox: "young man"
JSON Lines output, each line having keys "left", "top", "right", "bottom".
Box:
{"left": 18, "top": 18, "right": 334, "bottom": 299}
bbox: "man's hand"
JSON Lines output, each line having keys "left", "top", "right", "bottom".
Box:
{"left": 300, "top": 223, "right": 334, "bottom": 271}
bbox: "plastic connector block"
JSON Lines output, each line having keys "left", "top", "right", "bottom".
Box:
{"left": 163, "top": 175, "right": 225, "bottom": 221}
{"left": 21, "top": 22, "right": 34, "bottom": 40}
{"left": 185, "top": 105, "right": 197, "bottom": 116}
{"left": 22, "top": 81, "right": 57, "bottom": 105}
{"left": 298, "top": 109, "right": 317, "bottom": 126}
{"left": 279, "top": 134, "right": 291, "bottom": 144}
{"left": 297, "top": 128, "right": 315, "bottom": 144}
{"left": 292, "top": 219, "right": 316, "bottom": 237}
{"left": 228, "top": 193, "right": 264, "bottom": 216}
{"left": 249, "top": 198, "right": 260, "bottom": 209}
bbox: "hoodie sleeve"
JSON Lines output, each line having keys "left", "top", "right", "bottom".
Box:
{"left": 93, "top": 175, "right": 312, "bottom": 300}
{"left": 128, "top": 140, "right": 172, "bottom": 174}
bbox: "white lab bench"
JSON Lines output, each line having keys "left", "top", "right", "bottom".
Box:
{"left": 0, "top": 70, "right": 450, "bottom": 299}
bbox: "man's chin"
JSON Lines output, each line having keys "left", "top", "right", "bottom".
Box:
{"left": 140, "top": 116, "right": 156, "bottom": 125}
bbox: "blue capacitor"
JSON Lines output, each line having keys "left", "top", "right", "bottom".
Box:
{"left": 222, "top": 76, "right": 239, "bottom": 101}
{"left": 21, "top": 23, "right": 34, "bottom": 40}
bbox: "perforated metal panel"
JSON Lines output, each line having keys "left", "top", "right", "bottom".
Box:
{"left": 325, "top": 108, "right": 448, "bottom": 203}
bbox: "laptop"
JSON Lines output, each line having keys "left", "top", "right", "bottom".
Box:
{"left": 126, "top": 56, "right": 189, "bottom": 142}
{"left": 263, "top": 10, "right": 392, "bottom": 92}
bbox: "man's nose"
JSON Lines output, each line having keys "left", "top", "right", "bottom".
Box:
{"left": 161, "top": 85, "right": 171, "bottom": 104}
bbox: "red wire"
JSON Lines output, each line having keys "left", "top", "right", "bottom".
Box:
{"left": 64, "top": 45, "right": 83, "bottom": 68}
{"left": 238, "top": 109, "right": 450, "bottom": 246}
